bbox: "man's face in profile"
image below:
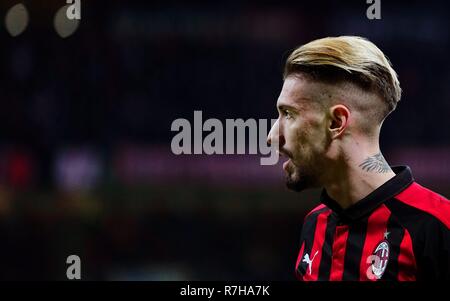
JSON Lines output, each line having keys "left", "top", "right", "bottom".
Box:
{"left": 268, "top": 75, "right": 332, "bottom": 192}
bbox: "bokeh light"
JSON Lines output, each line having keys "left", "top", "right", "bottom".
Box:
{"left": 5, "top": 3, "right": 29, "bottom": 37}
{"left": 54, "top": 5, "right": 80, "bottom": 38}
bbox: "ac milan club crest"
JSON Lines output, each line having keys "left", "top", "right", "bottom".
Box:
{"left": 370, "top": 239, "right": 390, "bottom": 280}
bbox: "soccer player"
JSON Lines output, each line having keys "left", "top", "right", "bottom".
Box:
{"left": 266, "top": 36, "right": 450, "bottom": 281}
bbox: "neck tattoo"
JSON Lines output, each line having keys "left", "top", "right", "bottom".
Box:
{"left": 358, "top": 152, "right": 390, "bottom": 173}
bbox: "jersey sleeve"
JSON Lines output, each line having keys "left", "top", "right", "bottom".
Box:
{"left": 416, "top": 217, "right": 450, "bottom": 280}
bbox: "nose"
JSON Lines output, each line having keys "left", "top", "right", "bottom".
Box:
{"left": 266, "top": 119, "right": 285, "bottom": 148}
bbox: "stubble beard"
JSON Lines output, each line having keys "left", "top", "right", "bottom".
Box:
{"left": 285, "top": 161, "right": 320, "bottom": 192}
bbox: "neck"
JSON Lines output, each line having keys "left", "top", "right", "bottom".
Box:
{"left": 322, "top": 141, "right": 396, "bottom": 209}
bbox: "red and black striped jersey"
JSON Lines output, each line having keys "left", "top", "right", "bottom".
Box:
{"left": 295, "top": 166, "right": 450, "bottom": 281}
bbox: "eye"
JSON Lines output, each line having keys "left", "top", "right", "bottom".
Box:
{"left": 283, "top": 109, "right": 293, "bottom": 120}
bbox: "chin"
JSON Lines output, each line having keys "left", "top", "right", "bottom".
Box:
{"left": 285, "top": 170, "right": 318, "bottom": 192}
{"left": 286, "top": 179, "right": 310, "bottom": 192}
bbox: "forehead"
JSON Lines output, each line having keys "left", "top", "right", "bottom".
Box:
{"left": 277, "top": 75, "right": 323, "bottom": 110}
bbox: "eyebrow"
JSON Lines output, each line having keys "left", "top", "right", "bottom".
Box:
{"left": 277, "top": 96, "right": 314, "bottom": 112}
{"left": 277, "top": 103, "right": 297, "bottom": 112}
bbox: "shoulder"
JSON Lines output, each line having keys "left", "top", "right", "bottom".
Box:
{"left": 303, "top": 204, "right": 331, "bottom": 223}
{"left": 299, "top": 204, "right": 331, "bottom": 242}
{"left": 384, "top": 182, "right": 450, "bottom": 253}
{"left": 385, "top": 182, "right": 450, "bottom": 279}
{"left": 306, "top": 203, "right": 329, "bottom": 216}
{"left": 388, "top": 182, "right": 450, "bottom": 230}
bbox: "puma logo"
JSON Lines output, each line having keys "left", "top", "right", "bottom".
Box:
{"left": 302, "top": 251, "right": 319, "bottom": 275}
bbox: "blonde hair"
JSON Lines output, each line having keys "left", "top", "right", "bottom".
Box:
{"left": 284, "top": 36, "right": 402, "bottom": 121}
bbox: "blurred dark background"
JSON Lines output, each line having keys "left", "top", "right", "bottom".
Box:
{"left": 0, "top": 0, "right": 449, "bottom": 280}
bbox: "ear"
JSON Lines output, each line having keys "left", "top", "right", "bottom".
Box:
{"left": 328, "top": 104, "right": 350, "bottom": 139}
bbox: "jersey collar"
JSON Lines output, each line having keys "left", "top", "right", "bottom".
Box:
{"left": 320, "top": 165, "right": 414, "bottom": 223}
